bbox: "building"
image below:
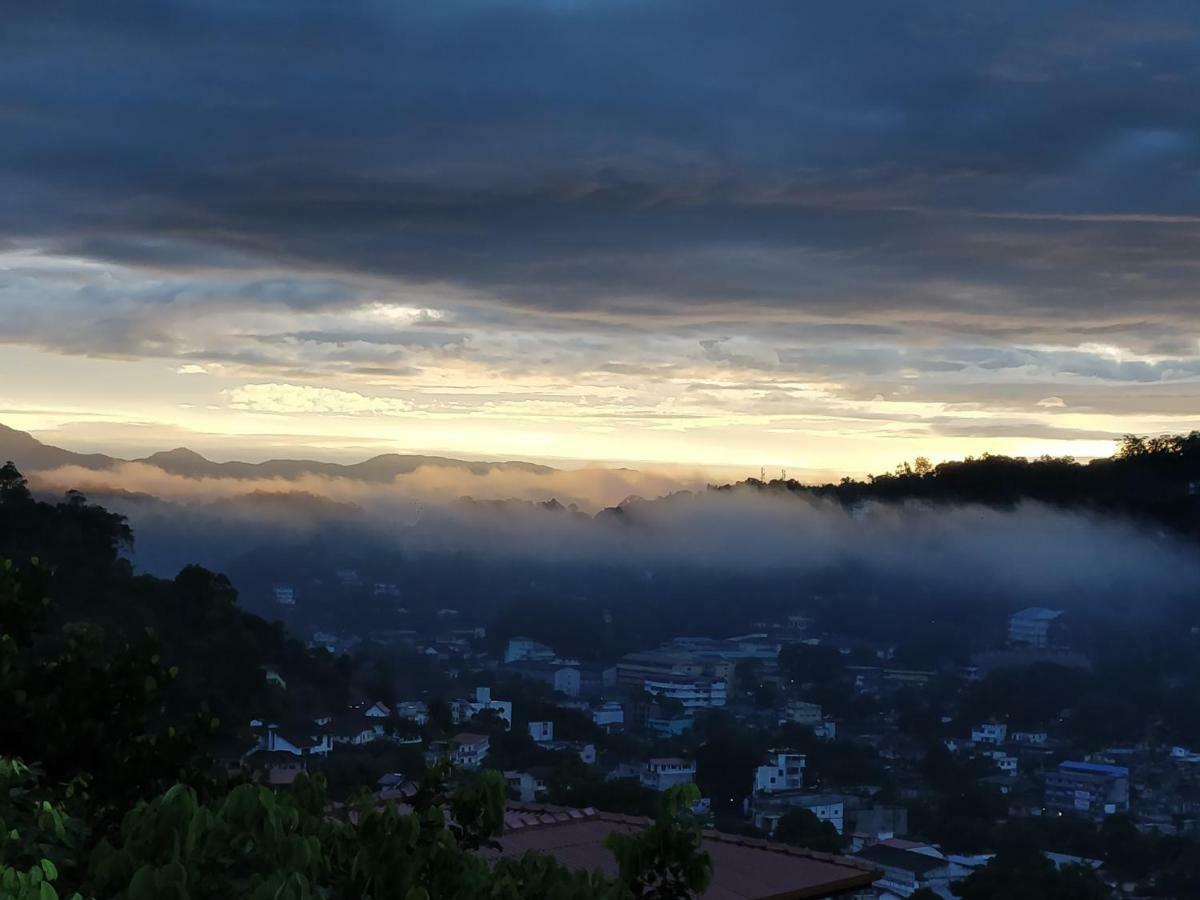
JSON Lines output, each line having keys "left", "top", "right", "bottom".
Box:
{"left": 643, "top": 677, "right": 727, "bottom": 712}
{"left": 1012, "top": 730, "right": 1048, "bottom": 745}
{"left": 1045, "top": 761, "right": 1130, "bottom": 819}
{"left": 452, "top": 687, "right": 513, "bottom": 729}
{"left": 640, "top": 758, "right": 697, "bottom": 792}
{"left": 754, "top": 750, "right": 807, "bottom": 794}
{"left": 1008, "top": 607, "right": 1065, "bottom": 648}
{"left": 852, "top": 845, "right": 968, "bottom": 897}
{"left": 753, "top": 792, "right": 846, "bottom": 835}
{"left": 252, "top": 722, "right": 333, "bottom": 757}
{"left": 505, "top": 770, "right": 550, "bottom": 802}
{"left": 394, "top": 701, "right": 429, "bottom": 726}
{"left": 450, "top": 733, "right": 491, "bottom": 769}
{"left": 592, "top": 701, "right": 624, "bottom": 731}
{"left": 272, "top": 584, "right": 296, "bottom": 606}
{"left": 492, "top": 804, "right": 881, "bottom": 898}
{"left": 780, "top": 700, "right": 822, "bottom": 726}
{"left": 504, "top": 637, "right": 557, "bottom": 664}
{"left": 982, "top": 750, "right": 1018, "bottom": 774}
{"left": 528, "top": 720, "right": 554, "bottom": 743}
{"left": 578, "top": 663, "right": 619, "bottom": 697}
{"left": 506, "top": 660, "right": 582, "bottom": 697}
{"left": 971, "top": 722, "right": 1008, "bottom": 745}
{"left": 812, "top": 720, "right": 837, "bottom": 741}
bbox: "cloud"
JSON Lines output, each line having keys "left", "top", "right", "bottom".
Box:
{"left": 225, "top": 383, "right": 414, "bottom": 416}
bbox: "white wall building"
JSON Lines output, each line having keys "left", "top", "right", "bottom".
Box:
{"left": 273, "top": 585, "right": 296, "bottom": 606}
{"left": 640, "top": 758, "right": 697, "bottom": 791}
{"left": 450, "top": 733, "right": 490, "bottom": 769}
{"left": 452, "top": 687, "right": 513, "bottom": 729}
{"left": 971, "top": 722, "right": 1008, "bottom": 745}
{"left": 754, "top": 750, "right": 807, "bottom": 794}
{"left": 592, "top": 701, "right": 624, "bottom": 731}
{"left": 528, "top": 720, "right": 554, "bottom": 743}
{"left": 643, "top": 677, "right": 727, "bottom": 712}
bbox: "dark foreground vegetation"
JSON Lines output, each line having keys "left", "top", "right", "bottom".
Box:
{"left": 0, "top": 462, "right": 711, "bottom": 898}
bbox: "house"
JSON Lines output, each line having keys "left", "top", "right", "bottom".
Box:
{"left": 853, "top": 844, "right": 970, "bottom": 897}
{"left": 971, "top": 722, "right": 1007, "bottom": 745}
{"left": 272, "top": 584, "right": 296, "bottom": 606}
{"left": 528, "top": 720, "right": 554, "bottom": 743}
{"left": 981, "top": 750, "right": 1018, "bottom": 774}
{"left": 491, "top": 804, "right": 881, "bottom": 899}
{"left": 845, "top": 804, "right": 908, "bottom": 849}
{"left": 1170, "top": 746, "right": 1200, "bottom": 764}
{"left": 327, "top": 712, "right": 385, "bottom": 746}
{"left": 647, "top": 713, "right": 694, "bottom": 737}
{"left": 505, "top": 769, "right": 551, "bottom": 802}
{"left": 1045, "top": 761, "right": 1130, "bottom": 819}
{"left": 1008, "top": 607, "right": 1065, "bottom": 648}
{"left": 450, "top": 733, "right": 491, "bottom": 769}
{"left": 395, "top": 701, "right": 429, "bottom": 726}
{"left": 504, "top": 637, "right": 557, "bottom": 663}
{"left": 592, "top": 701, "right": 624, "bottom": 731}
{"left": 253, "top": 722, "right": 333, "bottom": 757}
{"left": 640, "top": 758, "right": 697, "bottom": 791}
{"left": 362, "top": 701, "right": 392, "bottom": 718}
{"left": 250, "top": 750, "right": 308, "bottom": 787}
{"left": 452, "top": 687, "right": 513, "bottom": 729}
{"left": 754, "top": 750, "right": 806, "bottom": 794}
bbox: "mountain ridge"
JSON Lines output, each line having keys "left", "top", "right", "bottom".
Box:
{"left": 0, "top": 423, "right": 558, "bottom": 482}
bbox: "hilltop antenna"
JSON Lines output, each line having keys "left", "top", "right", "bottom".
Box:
{"left": 781, "top": 468, "right": 787, "bottom": 481}
{"left": 760, "top": 466, "right": 766, "bottom": 481}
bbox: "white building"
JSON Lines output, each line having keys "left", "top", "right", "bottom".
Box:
{"left": 752, "top": 793, "right": 845, "bottom": 835}
{"left": 528, "top": 720, "right": 554, "bottom": 743}
{"left": 450, "top": 733, "right": 490, "bottom": 769}
{"left": 1008, "top": 607, "right": 1064, "bottom": 648}
{"left": 452, "top": 687, "right": 513, "bottom": 729}
{"left": 272, "top": 585, "right": 296, "bottom": 606}
{"left": 504, "top": 637, "right": 557, "bottom": 664}
{"left": 754, "top": 750, "right": 807, "bottom": 794}
{"left": 395, "top": 701, "right": 429, "bottom": 726}
{"left": 971, "top": 722, "right": 1008, "bottom": 745}
{"left": 592, "top": 701, "right": 624, "bottom": 731}
{"left": 643, "top": 677, "right": 727, "bottom": 712}
{"left": 640, "top": 758, "right": 697, "bottom": 791}
{"left": 983, "top": 750, "right": 1019, "bottom": 774}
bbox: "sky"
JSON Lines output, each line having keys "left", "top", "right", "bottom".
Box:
{"left": 2, "top": 1, "right": 1199, "bottom": 477}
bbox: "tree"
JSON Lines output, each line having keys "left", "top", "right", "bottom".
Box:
{"left": 773, "top": 809, "right": 842, "bottom": 853}
{"left": 951, "top": 847, "right": 1108, "bottom": 900}
{"left": 0, "top": 461, "right": 32, "bottom": 505}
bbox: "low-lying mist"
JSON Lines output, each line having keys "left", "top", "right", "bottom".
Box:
{"left": 29, "top": 462, "right": 1200, "bottom": 613}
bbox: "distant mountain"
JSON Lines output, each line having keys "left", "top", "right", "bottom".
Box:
{"left": 0, "top": 423, "right": 557, "bottom": 482}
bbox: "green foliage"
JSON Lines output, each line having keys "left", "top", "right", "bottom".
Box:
{"left": 606, "top": 784, "right": 712, "bottom": 900}
{"left": 0, "top": 759, "right": 86, "bottom": 900}
{"left": 773, "top": 809, "right": 842, "bottom": 853}
{"left": 951, "top": 847, "right": 1108, "bottom": 900}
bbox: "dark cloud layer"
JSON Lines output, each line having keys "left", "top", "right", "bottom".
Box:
{"left": 3, "top": 1, "right": 1200, "bottom": 326}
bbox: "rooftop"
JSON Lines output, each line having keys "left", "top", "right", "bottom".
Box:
{"left": 853, "top": 844, "right": 949, "bottom": 877}
{"left": 493, "top": 804, "right": 880, "bottom": 899}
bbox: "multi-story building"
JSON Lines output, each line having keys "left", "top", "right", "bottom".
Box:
{"left": 753, "top": 793, "right": 846, "bottom": 835}
{"left": 450, "top": 733, "right": 490, "bottom": 769}
{"left": 643, "top": 677, "right": 727, "bottom": 712}
{"left": 506, "top": 661, "right": 582, "bottom": 697}
{"left": 971, "top": 722, "right": 1008, "bottom": 745}
{"left": 1044, "top": 761, "right": 1130, "bottom": 819}
{"left": 754, "top": 750, "right": 807, "bottom": 794}
{"left": 1008, "top": 607, "right": 1065, "bottom": 648}
{"left": 640, "top": 758, "right": 697, "bottom": 791}
{"left": 528, "top": 720, "right": 554, "bottom": 743}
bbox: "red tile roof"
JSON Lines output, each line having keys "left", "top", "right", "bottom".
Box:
{"left": 490, "top": 803, "right": 880, "bottom": 899}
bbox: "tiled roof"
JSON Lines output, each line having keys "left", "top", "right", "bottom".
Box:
{"left": 491, "top": 803, "right": 880, "bottom": 899}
